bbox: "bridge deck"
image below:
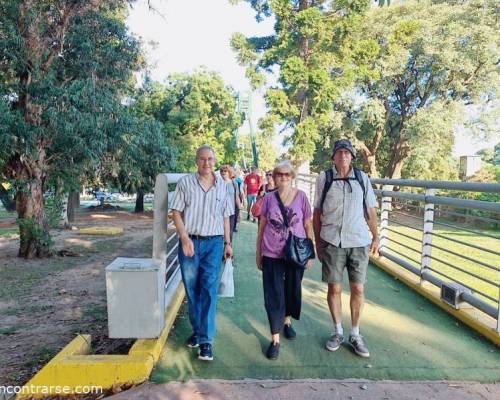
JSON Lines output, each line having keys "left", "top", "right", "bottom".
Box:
{"left": 151, "top": 220, "right": 499, "bottom": 383}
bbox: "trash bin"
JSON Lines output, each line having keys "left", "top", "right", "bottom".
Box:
{"left": 106, "top": 257, "right": 166, "bottom": 338}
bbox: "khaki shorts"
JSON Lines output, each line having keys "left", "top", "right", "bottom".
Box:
{"left": 320, "top": 240, "right": 369, "bottom": 284}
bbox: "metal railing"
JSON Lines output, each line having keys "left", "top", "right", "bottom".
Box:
{"left": 152, "top": 173, "right": 188, "bottom": 307}
{"left": 295, "top": 174, "right": 500, "bottom": 332}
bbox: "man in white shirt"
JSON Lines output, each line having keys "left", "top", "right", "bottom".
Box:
{"left": 171, "top": 144, "right": 233, "bottom": 362}
{"left": 313, "top": 139, "right": 379, "bottom": 358}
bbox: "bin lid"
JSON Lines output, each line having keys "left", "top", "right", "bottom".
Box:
{"left": 105, "top": 257, "right": 159, "bottom": 272}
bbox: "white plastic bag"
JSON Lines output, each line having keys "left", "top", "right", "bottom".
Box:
{"left": 218, "top": 258, "right": 234, "bottom": 298}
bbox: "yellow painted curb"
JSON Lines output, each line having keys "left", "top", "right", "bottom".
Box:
{"left": 18, "top": 283, "right": 185, "bottom": 398}
{"left": 79, "top": 227, "right": 124, "bottom": 235}
{"left": 370, "top": 255, "right": 500, "bottom": 346}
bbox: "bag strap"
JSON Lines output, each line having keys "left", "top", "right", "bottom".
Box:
{"left": 319, "top": 169, "right": 334, "bottom": 215}
{"left": 320, "top": 167, "right": 369, "bottom": 220}
{"left": 274, "top": 191, "right": 290, "bottom": 228}
{"left": 353, "top": 167, "right": 369, "bottom": 220}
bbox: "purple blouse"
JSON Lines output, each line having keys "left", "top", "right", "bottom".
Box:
{"left": 260, "top": 190, "right": 312, "bottom": 259}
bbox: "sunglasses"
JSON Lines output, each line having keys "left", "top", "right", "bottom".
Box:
{"left": 275, "top": 172, "right": 292, "bottom": 178}
{"left": 266, "top": 173, "right": 272, "bottom": 177}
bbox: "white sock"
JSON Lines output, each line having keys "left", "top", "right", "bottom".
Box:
{"left": 350, "top": 326, "right": 360, "bottom": 337}
{"left": 335, "top": 323, "right": 343, "bottom": 336}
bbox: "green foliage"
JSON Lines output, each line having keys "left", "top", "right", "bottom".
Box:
{"left": 138, "top": 70, "right": 243, "bottom": 171}
{"left": 477, "top": 143, "right": 500, "bottom": 166}
{"left": 232, "top": 0, "right": 371, "bottom": 164}
{"left": 44, "top": 195, "right": 64, "bottom": 229}
{"left": 313, "top": 0, "right": 499, "bottom": 179}
{"left": 237, "top": 132, "right": 279, "bottom": 172}
{"left": 0, "top": 1, "right": 159, "bottom": 256}
{"left": 17, "top": 217, "right": 53, "bottom": 249}
{"left": 94, "top": 89, "right": 178, "bottom": 196}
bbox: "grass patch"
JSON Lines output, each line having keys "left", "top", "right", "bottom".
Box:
{"left": 3, "top": 307, "right": 21, "bottom": 316}
{"left": 82, "top": 303, "right": 107, "bottom": 322}
{"left": 0, "top": 227, "right": 19, "bottom": 239}
{"left": 0, "top": 237, "right": 126, "bottom": 302}
{"left": 0, "top": 205, "right": 16, "bottom": 219}
{"left": 0, "top": 326, "right": 18, "bottom": 335}
{"left": 27, "top": 304, "right": 55, "bottom": 313}
{"left": 25, "top": 346, "right": 57, "bottom": 370}
{"left": 385, "top": 223, "right": 500, "bottom": 304}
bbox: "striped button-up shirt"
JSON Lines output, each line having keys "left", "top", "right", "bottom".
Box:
{"left": 313, "top": 166, "right": 377, "bottom": 248}
{"left": 170, "top": 173, "right": 233, "bottom": 236}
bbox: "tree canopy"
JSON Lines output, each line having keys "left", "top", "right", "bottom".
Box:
{"left": 232, "top": 0, "right": 499, "bottom": 179}
{"left": 0, "top": 1, "right": 160, "bottom": 257}
{"left": 137, "top": 70, "right": 244, "bottom": 172}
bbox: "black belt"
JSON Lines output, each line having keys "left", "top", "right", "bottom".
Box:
{"left": 188, "top": 234, "right": 222, "bottom": 240}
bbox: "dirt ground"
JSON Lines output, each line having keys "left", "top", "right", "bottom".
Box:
{"left": 0, "top": 208, "right": 155, "bottom": 388}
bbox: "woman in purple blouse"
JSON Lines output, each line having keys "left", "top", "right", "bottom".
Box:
{"left": 256, "top": 161, "right": 314, "bottom": 360}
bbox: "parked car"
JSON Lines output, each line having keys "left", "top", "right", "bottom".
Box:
{"left": 94, "top": 191, "right": 115, "bottom": 202}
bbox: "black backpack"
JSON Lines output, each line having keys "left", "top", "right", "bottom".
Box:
{"left": 319, "top": 167, "right": 369, "bottom": 220}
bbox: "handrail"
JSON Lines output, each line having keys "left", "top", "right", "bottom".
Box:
{"left": 294, "top": 174, "right": 500, "bottom": 332}
{"left": 297, "top": 174, "right": 500, "bottom": 193}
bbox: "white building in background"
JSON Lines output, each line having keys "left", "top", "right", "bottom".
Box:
{"left": 459, "top": 156, "right": 482, "bottom": 180}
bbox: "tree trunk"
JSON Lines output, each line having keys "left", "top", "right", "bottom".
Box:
{"left": 360, "top": 150, "right": 379, "bottom": 178}
{"left": 387, "top": 159, "right": 405, "bottom": 180}
{"left": 385, "top": 140, "right": 409, "bottom": 179}
{"left": 135, "top": 190, "right": 144, "bottom": 213}
{"left": 0, "top": 185, "right": 16, "bottom": 212}
{"left": 59, "top": 194, "right": 69, "bottom": 229}
{"left": 16, "top": 175, "right": 50, "bottom": 258}
{"left": 66, "top": 191, "right": 79, "bottom": 226}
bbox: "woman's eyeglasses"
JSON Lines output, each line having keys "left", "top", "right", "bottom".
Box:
{"left": 275, "top": 172, "right": 291, "bottom": 178}
{"left": 266, "top": 173, "right": 272, "bottom": 177}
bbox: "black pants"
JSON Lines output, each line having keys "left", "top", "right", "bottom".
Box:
{"left": 229, "top": 214, "right": 235, "bottom": 243}
{"left": 233, "top": 209, "right": 239, "bottom": 231}
{"left": 262, "top": 256, "right": 304, "bottom": 335}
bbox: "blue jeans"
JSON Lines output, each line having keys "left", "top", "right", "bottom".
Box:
{"left": 178, "top": 236, "right": 224, "bottom": 345}
{"left": 246, "top": 194, "right": 257, "bottom": 218}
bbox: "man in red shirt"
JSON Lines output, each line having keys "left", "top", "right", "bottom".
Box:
{"left": 244, "top": 166, "right": 262, "bottom": 222}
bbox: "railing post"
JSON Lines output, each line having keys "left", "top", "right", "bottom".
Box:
{"left": 379, "top": 185, "right": 391, "bottom": 253}
{"left": 421, "top": 188, "right": 435, "bottom": 284}
{"left": 152, "top": 173, "right": 169, "bottom": 266}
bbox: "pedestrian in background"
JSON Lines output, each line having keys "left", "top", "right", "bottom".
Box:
{"left": 220, "top": 165, "right": 240, "bottom": 243}
{"left": 244, "top": 166, "right": 262, "bottom": 222}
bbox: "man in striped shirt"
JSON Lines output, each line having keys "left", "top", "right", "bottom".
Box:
{"left": 171, "top": 144, "right": 233, "bottom": 362}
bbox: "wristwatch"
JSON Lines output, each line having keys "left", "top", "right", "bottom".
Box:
{"left": 224, "top": 241, "right": 232, "bottom": 246}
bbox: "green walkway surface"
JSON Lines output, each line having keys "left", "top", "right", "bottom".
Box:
{"left": 151, "top": 221, "right": 500, "bottom": 383}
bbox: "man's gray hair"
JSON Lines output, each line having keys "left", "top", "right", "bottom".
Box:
{"left": 196, "top": 144, "right": 216, "bottom": 159}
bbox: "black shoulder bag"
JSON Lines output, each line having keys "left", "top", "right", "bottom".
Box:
{"left": 274, "top": 191, "right": 315, "bottom": 269}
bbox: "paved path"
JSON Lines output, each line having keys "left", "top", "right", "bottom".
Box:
{"left": 112, "top": 379, "right": 499, "bottom": 400}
